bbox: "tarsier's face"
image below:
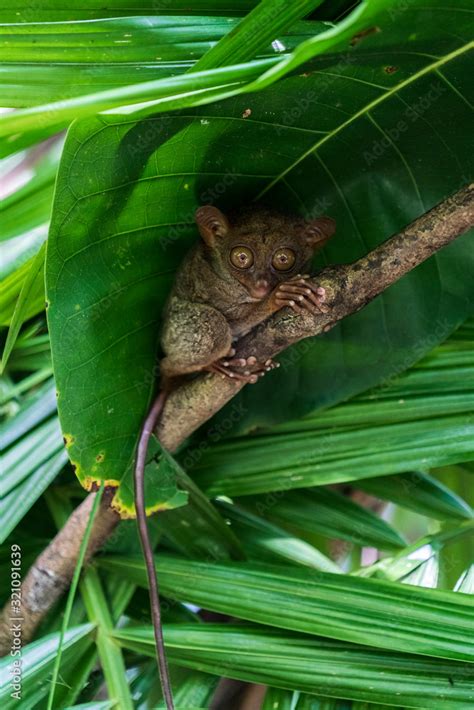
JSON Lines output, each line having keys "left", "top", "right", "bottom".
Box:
{"left": 195, "top": 206, "right": 336, "bottom": 300}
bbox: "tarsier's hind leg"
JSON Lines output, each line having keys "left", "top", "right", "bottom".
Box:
{"left": 160, "top": 298, "right": 233, "bottom": 378}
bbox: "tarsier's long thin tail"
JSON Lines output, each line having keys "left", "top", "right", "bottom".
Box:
{"left": 134, "top": 389, "right": 174, "bottom": 710}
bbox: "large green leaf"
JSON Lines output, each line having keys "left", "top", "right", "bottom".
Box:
{"left": 100, "top": 555, "right": 474, "bottom": 662}
{"left": 46, "top": 0, "right": 474, "bottom": 508}
{"left": 114, "top": 623, "right": 474, "bottom": 709}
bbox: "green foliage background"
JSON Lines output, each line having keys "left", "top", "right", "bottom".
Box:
{"left": 1, "top": 1, "right": 473, "bottom": 708}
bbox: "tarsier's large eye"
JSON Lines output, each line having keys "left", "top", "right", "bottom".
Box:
{"left": 272, "top": 247, "right": 296, "bottom": 271}
{"left": 230, "top": 245, "right": 254, "bottom": 269}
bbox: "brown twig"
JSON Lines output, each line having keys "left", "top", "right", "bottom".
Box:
{"left": 1, "top": 184, "right": 472, "bottom": 653}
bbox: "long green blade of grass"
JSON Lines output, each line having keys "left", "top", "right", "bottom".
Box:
{"left": 239, "top": 487, "right": 407, "bottom": 550}
{"left": 100, "top": 554, "right": 474, "bottom": 662}
{"left": 192, "top": 0, "right": 324, "bottom": 71}
{"left": 47, "top": 483, "right": 105, "bottom": 710}
{"left": 115, "top": 623, "right": 474, "bottom": 709}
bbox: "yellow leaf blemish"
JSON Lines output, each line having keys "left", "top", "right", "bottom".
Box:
{"left": 63, "top": 433, "right": 75, "bottom": 448}
{"left": 111, "top": 490, "right": 183, "bottom": 520}
{"left": 82, "top": 475, "right": 120, "bottom": 493}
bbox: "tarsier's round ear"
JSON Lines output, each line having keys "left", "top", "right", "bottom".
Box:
{"left": 195, "top": 205, "right": 229, "bottom": 246}
{"left": 304, "top": 216, "right": 336, "bottom": 248}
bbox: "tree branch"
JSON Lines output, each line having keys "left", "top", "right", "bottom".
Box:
{"left": 157, "top": 183, "right": 474, "bottom": 449}
{"left": 1, "top": 184, "right": 472, "bottom": 653}
{"left": 0, "top": 489, "right": 120, "bottom": 655}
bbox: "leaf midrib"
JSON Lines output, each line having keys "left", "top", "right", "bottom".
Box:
{"left": 258, "top": 40, "right": 474, "bottom": 198}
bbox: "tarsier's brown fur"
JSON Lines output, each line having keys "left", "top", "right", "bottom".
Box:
{"left": 161, "top": 205, "right": 336, "bottom": 382}
{"left": 135, "top": 205, "right": 336, "bottom": 709}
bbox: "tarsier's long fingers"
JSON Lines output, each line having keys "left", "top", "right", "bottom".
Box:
{"left": 276, "top": 279, "right": 329, "bottom": 314}
{"left": 277, "top": 284, "right": 327, "bottom": 312}
{"left": 274, "top": 295, "right": 305, "bottom": 314}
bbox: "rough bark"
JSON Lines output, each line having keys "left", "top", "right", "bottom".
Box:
{"left": 1, "top": 184, "right": 472, "bottom": 653}
{"left": 0, "top": 489, "right": 119, "bottom": 655}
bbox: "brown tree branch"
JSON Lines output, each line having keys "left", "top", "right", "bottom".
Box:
{"left": 0, "top": 489, "right": 120, "bottom": 655}
{"left": 157, "top": 183, "right": 474, "bottom": 449}
{"left": 1, "top": 184, "right": 472, "bottom": 654}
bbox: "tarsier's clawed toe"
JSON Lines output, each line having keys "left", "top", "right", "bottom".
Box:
{"left": 244, "top": 358, "right": 280, "bottom": 380}
{"left": 262, "top": 358, "right": 279, "bottom": 373}
{"left": 275, "top": 277, "right": 329, "bottom": 314}
{"left": 207, "top": 356, "right": 280, "bottom": 384}
{"left": 221, "top": 354, "right": 258, "bottom": 369}
{"left": 222, "top": 356, "right": 248, "bottom": 368}
{"left": 207, "top": 360, "right": 259, "bottom": 383}
{"left": 207, "top": 362, "right": 249, "bottom": 382}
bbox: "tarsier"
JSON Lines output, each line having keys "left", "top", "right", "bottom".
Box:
{"left": 134, "top": 205, "right": 336, "bottom": 708}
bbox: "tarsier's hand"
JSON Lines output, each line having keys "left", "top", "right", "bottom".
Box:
{"left": 205, "top": 276, "right": 329, "bottom": 384}
{"left": 274, "top": 274, "right": 329, "bottom": 314}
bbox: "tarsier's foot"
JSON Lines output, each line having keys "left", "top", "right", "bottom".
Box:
{"left": 275, "top": 274, "right": 329, "bottom": 314}
{"left": 207, "top": 356, "right": 280, "bottom": 383}
{"left": 206, "top": 361, "right": 258, "bottom": 383}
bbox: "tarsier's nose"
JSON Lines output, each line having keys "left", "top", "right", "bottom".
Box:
{"left": 251, "top": 278, "right": 271, "bottom": 299}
